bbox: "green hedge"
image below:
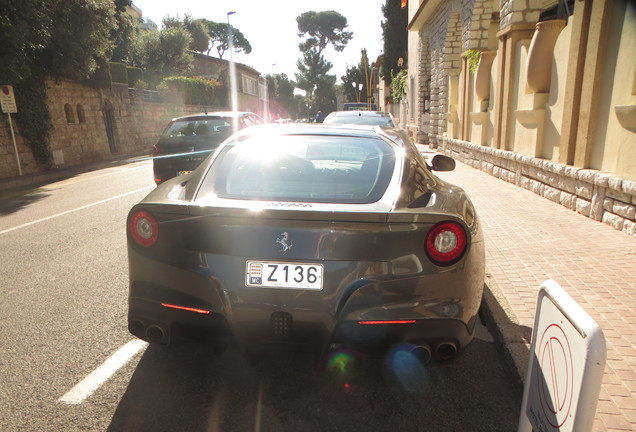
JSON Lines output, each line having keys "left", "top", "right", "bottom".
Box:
{"left": 84, "top": 59, "right": 111, "bottom": 89}
{"left": 109, "top": 62, "right": 128, "bottom": 84}
{"left": 159, "top": 76, "right": 223, "bottom": 106}
{"left": 126, "top": 67, "right": 143, "bottom": 87}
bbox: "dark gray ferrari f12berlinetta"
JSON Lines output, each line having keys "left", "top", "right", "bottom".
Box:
{"left": 127, "top": 124, "right": 485, "bottom": 363}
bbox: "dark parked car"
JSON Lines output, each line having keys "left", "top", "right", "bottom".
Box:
{"left": 127, "top": 124, "right": 484, "bottom": 363}
{"left": 152, "top": 111, "right": 264, "bottom": 184}
{"left": 323, "top": 110, "right": 396, "bottom": 127}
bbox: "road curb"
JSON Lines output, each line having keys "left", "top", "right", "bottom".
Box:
{"left": 479, "top": 273, "right": 531, "bottom": 385}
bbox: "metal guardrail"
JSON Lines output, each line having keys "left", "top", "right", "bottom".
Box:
{"left": 128, "top": 88, "right": 164, "bottom": 103}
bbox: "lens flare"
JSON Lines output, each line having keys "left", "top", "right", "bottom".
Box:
{"left": 324, "top": 348, "right": 361, "bottom": 390}
{"left": 385, "top": 344, "right": 431, "bottom": 394}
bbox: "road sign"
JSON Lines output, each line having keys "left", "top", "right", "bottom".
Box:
{"left": 518, "top": 280, "right": 606, "bottom": 432}
{"left": 1, "top": 85, "right": 17, "bottom": 113}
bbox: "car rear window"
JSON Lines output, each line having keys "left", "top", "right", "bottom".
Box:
{"left": 324, "top": 114, "right": 395, "bottom": 127}
{"left": 201, "top": 134, "right": 396, "bottom": 204}
{"left": 163, "top": 118, "right": 233, "bottom": 138}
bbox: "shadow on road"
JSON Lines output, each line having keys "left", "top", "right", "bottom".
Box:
{"left": 107, "top": 338, "right": 522, "bottom": 432}
{"left": 0, "top": 189, "right": 50, "bottom": 215}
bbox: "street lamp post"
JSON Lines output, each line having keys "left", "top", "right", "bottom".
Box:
{"left": 227, "top": 11, "right": 235, "bottom": 63}
{"left": 227, "top": 11, "right": 238, "bottom": 116}
{"left": 361, "top": 48, "right": 372, "bottom": 110}
{"left": 352, "top": 81, "right": 362, "bottom": 103}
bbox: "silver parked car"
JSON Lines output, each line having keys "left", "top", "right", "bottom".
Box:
{"left": 323, "top": 110, "right": 396, "bottom": 127}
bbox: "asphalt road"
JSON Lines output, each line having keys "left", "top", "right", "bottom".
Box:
{"left": 0, "top": 161, "right": 523, "bottom": 431}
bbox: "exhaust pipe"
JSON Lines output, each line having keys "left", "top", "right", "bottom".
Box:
{"left": 128, "top": 319, "right": 145, "bottom": 338}
{"left": 146, "top": 325, "right": 166, "bottom": 344}
{"left": 435, "top": 341, "right": 458, "bottom": 361}
{"left": 409, "top": 345, "right": 432, "bottom": 364}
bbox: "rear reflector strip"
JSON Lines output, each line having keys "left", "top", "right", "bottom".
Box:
{"left": 357, "top": 320, "right": 416, "bottom": 325}
{"left": 161, "top": 303, "right": 210, "bottom": 314}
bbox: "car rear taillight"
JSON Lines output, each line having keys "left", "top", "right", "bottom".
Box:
{"left": 152, "top": 145, "right": 162, "bottom": 157}
{"left": 129, "top": 210, "right": 158, "bottom": 247}
{"left": 425, "top": 221, "right": 467, "bottom": 265}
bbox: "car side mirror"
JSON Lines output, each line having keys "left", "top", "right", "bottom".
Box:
{"left": 430, "top": 154, "right": 456, "bottom": 172}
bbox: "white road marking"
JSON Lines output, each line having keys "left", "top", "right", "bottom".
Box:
{"left": 47, "top": 163, "right": 151, "bottom": 188}
{"left": 0, "top": 185, "right": 153, "bottom": 236}
{"left": 58, "top": 339, "right": 148, "bottom": 405}
{"left": 254, "top": 379, "right": 264, "bottom": 432}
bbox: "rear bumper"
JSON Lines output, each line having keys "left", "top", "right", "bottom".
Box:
{"left": 127, "top": 280, "right": 480, "bottom": 353}
{"left": 152, "top": 153, "right": 209, "bottom": 184}
{"left": 127, "top": 240, "right": 485, "bottom": 353}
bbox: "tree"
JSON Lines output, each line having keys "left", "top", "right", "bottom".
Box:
{"left": 110, "top": 0, "right": 137, "bottom": 63}
{"left": 162, "top": 15, "right": 210, "bottom": 53}
{"left": 202, "top": 20, "right": 252, "bottom": 59}
{"left": 0, "top": 0, "right": 48, "bottom": 84}
{"left": 267, "top": 73, "right": 297, "bottom": 119}
{"left": 40, "top": 0, "right": 117, "bottom": 81}
{"left": 0, "top": 0, "right": 120, "bottom": 165}
{"left": 296, "top": 11, "right": 353, "bottom": 57}
{"left": 341, "top": 64, "right": 366, "bottom": 103}
{"left": 129, "top": 26, "right": 193, "bottom": 87}
{"left": 381, "top": 0, "right": 408, "bottom": 85}
{"left": 295, "top": 10, "right": 352, "bottom": 115}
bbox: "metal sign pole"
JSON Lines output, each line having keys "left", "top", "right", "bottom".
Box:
{"left": 1, "top": 85, "right": 21, "bottom": 176}
{"left": 7, "top": 112, "right": 22, "bottom": 176}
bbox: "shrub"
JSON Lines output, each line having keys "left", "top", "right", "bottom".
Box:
{"left": 159, "top": 76, "right": 222, "bottom": 106}
{"left": 84, "top": 59, "right": 112, "bottom": 89}
{"left": 109, "top": 62, "right": 128, "bottom": 84}
{"left": 126, "top": 67, "right": 144, "bottom": 87}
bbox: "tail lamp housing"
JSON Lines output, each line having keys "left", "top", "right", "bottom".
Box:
{"left": 425, "top": 221, "right": 467, "bottom": 266}
{"left": 129, "top": 210, "right": 158, "bottom": 247}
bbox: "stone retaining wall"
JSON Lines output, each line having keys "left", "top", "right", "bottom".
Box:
{"left": 439, "top": 137, "right": 636, "bottom": 236}
{"left": 0, "top": 79, "right": 222, "bottom": 181}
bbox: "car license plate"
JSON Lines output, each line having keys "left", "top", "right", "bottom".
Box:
{"left": 246, "top": 261, "right": 323, "bottom": 290}
{"left": 176, "top": 170, "right": 192, "bottom": 176}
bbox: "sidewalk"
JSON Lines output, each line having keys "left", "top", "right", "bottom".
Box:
{"left": 436, "top": 155, "right": 636, "bottom": 431}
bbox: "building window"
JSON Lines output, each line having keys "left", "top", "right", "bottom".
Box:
{"left": 76, "top": 104, "right": 86, "bottom": 123}
{"left": 242, "top": 75, "right": 258, "bottom": 95}
{"left": 539, "top": 0, "right": 575, "bottom": 22}
{"left": 64, "top": 104, "right": 75, "bottom": 123}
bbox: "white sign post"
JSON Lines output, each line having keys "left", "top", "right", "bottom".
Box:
{"left": 1, "top": 85, "right": 22, "bottom": 176}
{"left": 518, "top": 280, "right": 606, "bottom": 432}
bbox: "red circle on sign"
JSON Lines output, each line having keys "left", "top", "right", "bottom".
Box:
{"left": 2, "top": 87, "right": 9, "bottom": 95}
{"left": 537, "top": 323, "right": 574, "bottom": 428}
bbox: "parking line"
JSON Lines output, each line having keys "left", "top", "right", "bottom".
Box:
{"left": 48, "top": 163, "right": 151, "bottom": 188}
{"left": 0, "top": 185, "right": 153, "bottom": 236}
{"left": 58, "top": 339, "right": 148, "bottom": 405}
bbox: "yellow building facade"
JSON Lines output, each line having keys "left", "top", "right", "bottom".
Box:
{"left": 406, "top": 0, "right": 636, "bottom": 235}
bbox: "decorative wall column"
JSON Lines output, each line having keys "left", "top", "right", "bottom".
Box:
{"left": 445, "top": 72, "right": 460, "bottom": 139}
{"left": 492, "top": 24, "right": 535, "bottom": 151}
{"left": 474, "top": 50, "right": 497, "bottom": 109}
{"left": 513, "top": 19, "right": 566, "bottom": 157}
{"left": 470, "top": 50, "right": 496, "bottom": 145}
{"left": 526, "top": 20, "right": 567, "bottom": 94}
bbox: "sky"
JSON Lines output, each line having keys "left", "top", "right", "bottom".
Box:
{"left": 131, "top": 0, "right": 386, "bottom": 82}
